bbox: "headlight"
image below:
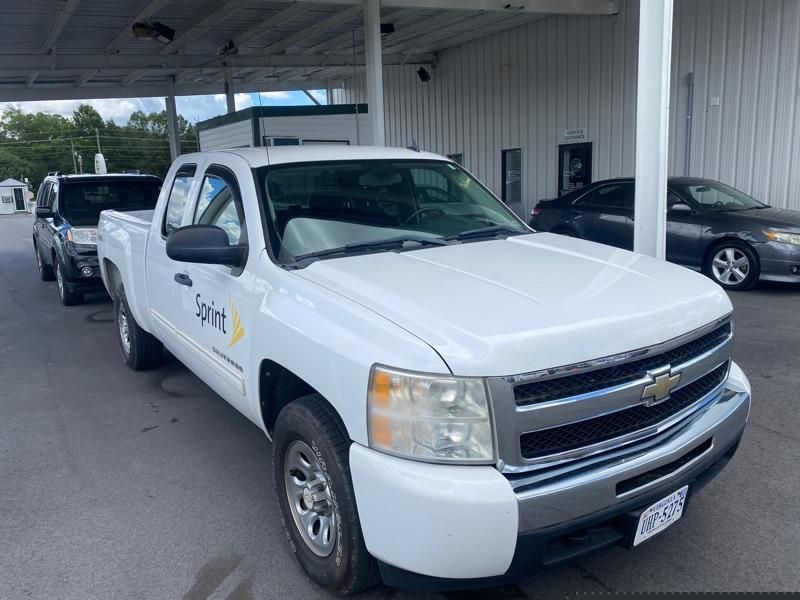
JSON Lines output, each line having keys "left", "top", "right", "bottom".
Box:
{"left": 367, "top": 365, "right": 495, "bottom": 464}
{"left": 67, "top": 228, "right": 98, "bottom": 246}
{"left": 765, "top": 230, "right": 800, "bottom": 246}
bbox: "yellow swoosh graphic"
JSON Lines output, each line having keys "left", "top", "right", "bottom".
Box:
{"left": 228, "top": 299, "right": 245, "bottom": 348}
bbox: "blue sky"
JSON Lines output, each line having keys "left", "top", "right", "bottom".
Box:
{"left": 0, "top": 90, "right": 327, "bottom": 126}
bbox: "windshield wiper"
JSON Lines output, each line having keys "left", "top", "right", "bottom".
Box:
{"left": 444, "top": 224, "right": 526, "bottom": 242}
{"left": 292, "top": 235, "right": 448, "bottom": 263}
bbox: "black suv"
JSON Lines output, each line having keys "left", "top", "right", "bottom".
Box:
{"left": 33, "top": 172, "right": 162, "bottom": 305}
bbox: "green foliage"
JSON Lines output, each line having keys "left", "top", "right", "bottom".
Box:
{"left": 0, "top": 104, "right": 199, "bottom": 192}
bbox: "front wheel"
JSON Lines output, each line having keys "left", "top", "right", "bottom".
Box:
{"left": 273, "top": 395, "right": 379, "bottom": 595}
{"left": 705, "top": 241, "right": 759, "bottom": 291}
{"left": 34, "top": 242, "right": 54, "bottom": 281}
{"left": 56, "top": 260, "right": 82, "bottom": 305}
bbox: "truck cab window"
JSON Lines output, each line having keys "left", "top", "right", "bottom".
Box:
{"left": 193, "top": 173, "right": 247, "bottom": 246}
{"left": 163, "top": 165, "right": 196, "bottom": 236}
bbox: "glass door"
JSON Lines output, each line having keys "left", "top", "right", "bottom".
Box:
{"left": 558, "top": 143, "right": 592, "bottom": 196}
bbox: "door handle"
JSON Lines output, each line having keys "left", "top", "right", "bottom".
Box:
{"left": 174, "top": 273, "right": 192, "bottom": 287}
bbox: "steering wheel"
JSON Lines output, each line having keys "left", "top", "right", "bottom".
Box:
{"left": 402, "top": 207, "right": 445, "bottom": 225}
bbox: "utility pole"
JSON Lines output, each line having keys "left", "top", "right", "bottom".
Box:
{"left": 70, "top": 139, "right": 77, "bottom": 173}
{"left": 95, "top": 128, "right": 102, "bottom": 154}
{"left": 77, "top": 154, "right": 83, "bottom": 174}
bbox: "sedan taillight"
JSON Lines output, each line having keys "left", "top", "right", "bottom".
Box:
{"left": 531, "top": 207, "right": 543, "bottom": 217}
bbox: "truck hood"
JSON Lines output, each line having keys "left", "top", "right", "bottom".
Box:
{"left": 294, "top": 233, "right": 732, "bottom": 376}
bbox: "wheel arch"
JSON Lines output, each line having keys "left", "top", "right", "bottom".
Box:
{"left": 258, "top": 359, "right": 330, "bottom": 437}
{"left": 103, "top": 258, "right": 122, "bottom": 295}
{"left": 702, "top": 236, "right": 761, "bottom": 273}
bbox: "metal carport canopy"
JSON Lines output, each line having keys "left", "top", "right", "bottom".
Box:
{"left": 1, "top": 0, "right": 671, "bottom": 260}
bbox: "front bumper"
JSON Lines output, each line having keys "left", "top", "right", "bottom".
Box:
{"left": 349, "top": 362, "right": 750, "bottom": 588}
{"left": 757, "top": 241, "right": 800, "bottom": 283}
{"left": 62, "top": 246, "right": 104, "bottom": 293}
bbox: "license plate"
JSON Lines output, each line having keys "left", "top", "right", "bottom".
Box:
{"left": 633, "top": 485, "right": 689, "bottom": 546}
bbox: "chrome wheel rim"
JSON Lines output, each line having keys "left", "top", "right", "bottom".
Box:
{"left": 284, "top": 440, "right": 336, "bottom": 557}
{"left": 118, "top": 304, "right": 131, "bottom": 355}
{"left": 712, "top": 247, "right": 749, "bottom": 285}
{"left": 56, "top": 264, "right": 64, "bottom": 298}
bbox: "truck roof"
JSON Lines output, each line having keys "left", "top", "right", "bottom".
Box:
{"left": 49, "top": 173, "right": 161, "bottom": 182}
{"left": 183, "top": 145, "right": 450, "bottom": 168}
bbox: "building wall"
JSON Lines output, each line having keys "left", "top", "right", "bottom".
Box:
{"left": 334, "top": 0, "right": 800, "bottom": 213}
{"left": 198, "top": 119, "right": 253, "bottom": 151}
{"left": 258, "top": 112, "right": 372, "bottom": 146}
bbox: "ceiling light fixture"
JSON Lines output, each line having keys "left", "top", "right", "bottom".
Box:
{"left": 132, "top": 21, "right": 175, "bottom": 44}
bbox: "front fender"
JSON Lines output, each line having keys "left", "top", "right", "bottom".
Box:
{"left": 247, "top": 252, "right": 449, "bottom": 444}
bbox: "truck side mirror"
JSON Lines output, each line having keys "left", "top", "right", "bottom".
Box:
{"left": 36, "top": 206, "right": 53, "bottom": 219}
{"left": 166, "top": 225, "right": 247, "bottom": 267}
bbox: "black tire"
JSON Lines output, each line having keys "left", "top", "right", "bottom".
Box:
{"left": 704, "top": 240, "right": 759, "bottom": 291}
{"left": 34, "top": 241, "right": 54, "bottom": 281}
{"left": 113, "top": 283, "right": 163, "bottom": 370}
{"left": 273, "top": 395, "right": 379, "bottom": 596}
{"left": 55, "top": 260, "right": 82, "bottom": 306}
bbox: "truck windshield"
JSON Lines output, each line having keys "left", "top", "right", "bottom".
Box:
{"left": 259, "top": 159, "right": 528, "bottom": 263}
{"left": 61, "top": 179, "right": 162, "bottom": 226}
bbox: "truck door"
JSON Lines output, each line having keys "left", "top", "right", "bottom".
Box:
{"left": 145, "top": 163, "right": 198, "bottom": 344}
{"left": 170, "top": 163, "right": 257, "bottom": 420}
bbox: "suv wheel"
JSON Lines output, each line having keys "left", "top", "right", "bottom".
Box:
{"left": 34, "top": 242, "right": 54, "bottom": 281}
{"left": 705, "top": 241, "right": 759, "bottom": 291}
{"left": 113, "top": 284, "right": 163, "bottom": 370}
{"left": 273, "top": 395, "right": 379, "bottom": 595}
{"left": 56, "top": 260, "right": 82, "bottom": 305}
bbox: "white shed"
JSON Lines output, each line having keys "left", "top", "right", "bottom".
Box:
{"left": 0, "top": 178, "right": 27, "bottom": 215}
{"left": 197, "top": 104, "right": 371, "bottom": 152}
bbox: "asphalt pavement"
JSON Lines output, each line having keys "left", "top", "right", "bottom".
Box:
{"left": 1, "top": 212, "right": 798, "bottom": 598}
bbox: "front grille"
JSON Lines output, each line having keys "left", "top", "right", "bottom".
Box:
{"left": 514, "top": 322, "right": 731, "bottom": 407}
{"left": 519, "top": 362, "right": 729, "bottom": 460}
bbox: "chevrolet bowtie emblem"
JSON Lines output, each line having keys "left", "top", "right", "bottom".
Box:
{"left": 642, "top": 366, "right": 681, "bottom": 406}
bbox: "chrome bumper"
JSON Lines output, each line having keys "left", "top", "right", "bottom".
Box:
{"left": 509, "top": 363, "right": 750, "bottom": 533}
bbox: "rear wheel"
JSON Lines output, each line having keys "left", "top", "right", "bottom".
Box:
{"left": 56, "top": 260, "right": 82, "bottom": 305}
{"left": 704, "top": 241, "right": 759, "bottom": 291}
{"left": 113, "top": 284, "right": 163, "bottom": 370}
{"left": 273, "top": 395, "right": 379, "bottom": 595}
{"left": 34, "top": 242, "right": 54, "bottom": 281}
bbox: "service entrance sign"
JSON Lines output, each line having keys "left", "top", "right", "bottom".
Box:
{"left": 563, "top": 128, "right": 587, "bottom": 142}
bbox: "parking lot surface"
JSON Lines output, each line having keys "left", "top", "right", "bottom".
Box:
{"left": 1, "top": 212, "right": 798, "bottom": 598}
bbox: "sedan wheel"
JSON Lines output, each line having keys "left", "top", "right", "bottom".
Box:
{"left": 706, "top": 242, "right": 759, "bottom": 291}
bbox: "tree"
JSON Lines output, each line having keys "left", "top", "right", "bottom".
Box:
{"left": 72, "top": 104, "right": 104, "bottom": 134}
{"left": 0, "top": 104, "right": 199, "bottom": 192}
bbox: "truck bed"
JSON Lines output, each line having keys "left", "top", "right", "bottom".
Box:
{"left": 97, "top": 208, "right": 156, "bottom": 334}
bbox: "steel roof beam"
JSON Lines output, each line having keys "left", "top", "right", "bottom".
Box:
{"left": 0, "top": 53, "right": 434, "bottom": 71}
{"left": 227, "top": 3, "right": 310, "bottom": 50}
{"left": 288, "top": 0, "right": 617, "bottom": 14}
{"left": 162, "top": 0, "right": 251, "bottom": 55}
{"left": 0, "top": 80, "right": 330, "bottom": 103}
{"left": 40, "top": 0, "right": 82, "bottom": 53}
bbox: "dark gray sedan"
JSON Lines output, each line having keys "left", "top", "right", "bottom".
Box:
{"left": 530, "top": 177, "right": 800, "bottom": 291}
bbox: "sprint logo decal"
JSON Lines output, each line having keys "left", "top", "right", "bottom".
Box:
{"left": 228, "top": 299, "right": 245, "bottom": 348}
{"left": 195, "top": 293, "right": 245, "bottom": 348}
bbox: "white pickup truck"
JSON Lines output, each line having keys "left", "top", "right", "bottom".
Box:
{"left": 98, "top": 146, "right": 750, "bottom": 594}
